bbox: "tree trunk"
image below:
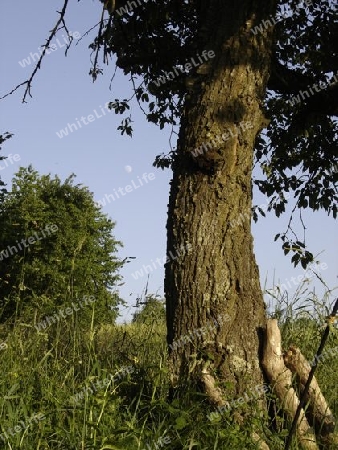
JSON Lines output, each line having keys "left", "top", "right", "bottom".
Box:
{"left": 165, "top": 0, "right": 277, "bottom": 398}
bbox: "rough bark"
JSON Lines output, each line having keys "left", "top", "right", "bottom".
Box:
{"left": 165, "top": 0, "right": 277, "bottom": 397}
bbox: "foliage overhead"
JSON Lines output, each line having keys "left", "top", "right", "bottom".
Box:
{"left": 1, "top": 0, "right": 337, "bottom": 267}
{"left": 94, "top": 0, "right": 338, "bottom": 268}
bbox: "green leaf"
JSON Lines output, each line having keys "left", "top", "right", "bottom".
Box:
{"left": 175, "top": 416, "right": 187, "bottom": 430}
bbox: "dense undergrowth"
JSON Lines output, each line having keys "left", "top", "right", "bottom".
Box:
{"left": 0, "top": 290, "right": 337, "bottom": 450}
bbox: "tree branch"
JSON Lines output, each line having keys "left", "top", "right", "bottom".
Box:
{"left": 294, "top": 81, "right": 338, "bottom": 117}
{"left": 268, "top": 59, "right": 314, "bottom": 94}
{"left": 0, "top": 0, "right": 71, "bottom": 103}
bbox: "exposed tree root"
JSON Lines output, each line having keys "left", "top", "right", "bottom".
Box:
{"left": 201, "top": 318, "right": 336, "bottom": 450}
{"left": 201, "top": 368, "right": 270, "bottom": 450}
{"left": 262, "top": 319, "right": 318, "bottom": 450}
{"left": 200, "top": 369, "right": 225, "bottom": 407}
{"left": 284, "top": 345, "right": 338, "bottom": 446}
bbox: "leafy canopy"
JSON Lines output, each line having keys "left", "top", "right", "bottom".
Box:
{"left": 93, "top": 0, "right": 338, "bottom": 267}
{"left": 2, "top": 0, "right": 337, "bottom": 267}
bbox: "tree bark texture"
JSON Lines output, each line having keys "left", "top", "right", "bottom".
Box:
{"left": 165, "top": 0, "right": 277, "bottom": 396}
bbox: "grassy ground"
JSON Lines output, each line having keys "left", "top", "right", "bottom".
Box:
{"left": 0, "top": 290, "right": 337, "bottom": 449}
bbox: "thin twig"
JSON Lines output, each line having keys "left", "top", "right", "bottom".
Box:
{"left": 76, "top": 21, "right": 105, "bottom": 46}
{"left": 91, "top": 6, "right": 106, "bottom": 81}
{"left": 0, "top": 0, "right": 71, "bottom": 103}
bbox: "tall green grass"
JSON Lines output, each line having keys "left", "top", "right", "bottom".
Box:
{"left": 0, "top": 287, "right": 337, "bottom": 449}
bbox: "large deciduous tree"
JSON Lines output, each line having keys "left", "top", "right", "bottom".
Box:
{"left": 3, "top": 0, "right": 337, "bottom": 422}
{"left": 89, "top": 0, "right": 337, "bottom": 396}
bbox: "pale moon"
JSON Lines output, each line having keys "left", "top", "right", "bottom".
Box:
{"left": 124, "top": 165, "right": 132, "bottom": 173}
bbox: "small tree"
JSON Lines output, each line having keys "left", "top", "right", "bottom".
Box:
{"left": 0, "top": 165, "right": 123, "bottom": 325}
{"left": 132, "top": 295, "right": 166, "bottom": 325}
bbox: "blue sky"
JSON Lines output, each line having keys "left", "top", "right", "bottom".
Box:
{"left": 0, "top": 0, "right": 337, "bottom": 321}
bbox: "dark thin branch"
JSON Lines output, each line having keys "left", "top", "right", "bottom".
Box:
{"left": 283, "top": 202, "right": 299, "bottom": 241}
{"left": 299, "top": 208, "right": 307, "bottom": 244}
{"left": 109, "top": 65, "right": 119, "bottom": 90}
{"left": 129, "top": 75, "right": 148, "bottom": 117}
{"left": 61, "top": 14, "right": 74, "bottom": 57}
{"left": 90, "top": 6, "right": 106, "bottom": 81}
{"left": 76, "top": 21, "right": 105, "bottom": 46}
{"left": 0, "top": 0, "right": 71, "bottom": 103}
